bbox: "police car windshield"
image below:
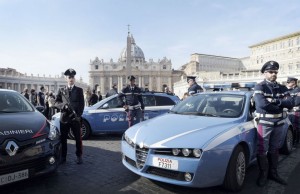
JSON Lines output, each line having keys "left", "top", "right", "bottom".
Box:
{"left": 0, "top": 91, "right": 34, "bottom": 113}
{"left": 171, "top": 93, "right": 245, "bottom": 118}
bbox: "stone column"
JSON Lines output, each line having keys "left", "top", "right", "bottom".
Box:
{"left": 109, "top": 76, "right": 112, "bottom": 89}
{"left": 149, "top": 76, "right": 152, "bottom": 91}
{"left": 100, "top": 77, "right": 105, "bottom": 96}
{"left": 4, "top": 82, "right": 7, "bottom": 89}
{"left": 18, "top": 83, "right": 21, "bottom": 92}
{"left": 156, "top": 77, "right": 161, "bottom": 92}
{"left": 141, "top": 76, "right": 144, "bottom": 88}
{"left": 139, "top": 76, "right": 142, "bottom": 87}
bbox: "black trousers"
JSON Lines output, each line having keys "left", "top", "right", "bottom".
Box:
{"left": 60, "top": 119, "right": 82, "bottom": 158}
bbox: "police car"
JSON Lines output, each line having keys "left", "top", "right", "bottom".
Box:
{"left": 0, "top": 89, "right": 61, "bottom": 186}
{"left": 121, "top": 89, "right": 294, "bottom": 192}
{"left": 52, "top": 92, "right": 180, "bottom": 139}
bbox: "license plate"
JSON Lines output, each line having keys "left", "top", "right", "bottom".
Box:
{"left": 0, "top": 169, "right": 29, "bottom": 186}
{"left": 153, "top": 157, "right": 178, "bottom": 170}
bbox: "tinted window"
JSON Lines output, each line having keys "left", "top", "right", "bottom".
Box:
{"left": 155, "top": 96, "right": 175, "bottom": 106}
{"left": 142, "top": 95, "right": 156, "bottom": 107}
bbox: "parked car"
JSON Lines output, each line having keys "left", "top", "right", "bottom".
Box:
{"left": 121, "top": 91, "right": 294, "bottom": 192}
{"left": 0, "top": 89, "right": 61, "bottom": 186}
{"left": 52, "top": 92, "right": 180, "bottom": 139}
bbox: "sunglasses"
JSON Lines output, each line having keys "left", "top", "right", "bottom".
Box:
{"left": 266, "top": 71, "right": 278, "bottom": 74}
{"left": 68, "top": 76, "right": 75, "bottom": 79}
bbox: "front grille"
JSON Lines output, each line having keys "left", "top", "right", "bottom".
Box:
{"left": 125, "top": 156, "right": 136, "bottom": 168}
{"left": 146, "top": 167, "right": 192, "bottom": 181}
{"left": 135, "top": 145, "right": 149, "bottom": 169}
{"left": 0, "top": 157, "right": 47, "bottom": 175}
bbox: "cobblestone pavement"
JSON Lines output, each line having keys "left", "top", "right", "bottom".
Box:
{"left": 1, "top": 135, "right": 300, "bottom": 194}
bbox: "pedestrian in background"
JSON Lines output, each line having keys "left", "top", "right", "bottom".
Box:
{"left": 30, "top": 89, "right": 37, "bottom": 106}
{"left": 48, "top": 91, "right": 56, "bottom": 119}
{"left": 22, "top": 88, "right": 29, "bottom": 100}
{"left": 254, "top": 61, "right": 297, "bottom": 187}
{"left": 106, "top": 83, "right": 118, "bottom": 98}
{"left": 118, "top": 76, "right": 144, "bottom": 128}
{"left": 89, "top": 89, "right": 98, "bottom": 106}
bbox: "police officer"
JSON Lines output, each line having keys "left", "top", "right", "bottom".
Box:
{"left": 254, "top": 61, "right": 295, "bottom": 186}
{"left": 56, "top": 68, "right": 84, "bottom": 164}
{"left": 187, "top": 76, "right": 203, "bottom": 95}
{"left": 118, "top": 75, "right": 144, "bottom": 128}
{"left": 286, "top": 77, "right": 300, "bottom": 143}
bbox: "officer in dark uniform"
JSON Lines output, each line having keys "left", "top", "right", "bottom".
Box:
{"left": 286, "top": 77, "right": 300, "bottom": 143}
{"left": 118, "top": 75, "right": 144, "bottom": 128}
{"left": 254, "top": 61, "right": 295, "bottom": 186}
{"left": 187, "top": 76, "right": 203, "bottom": 95}
{"left": 56, "top": 68, "right": 84, "bottom": 164}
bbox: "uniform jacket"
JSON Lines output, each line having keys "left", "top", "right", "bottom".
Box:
{"left": 56, "top": 85, "right": 85, "bottom": 116}
{"left": 118, "top": 85, "right": 144, "bottom": 110}
{"left": 254, "top": 80, "right": 294, "bottom": 122}
{"left": 188, "top": 83, "right": 203, "bottom": 95}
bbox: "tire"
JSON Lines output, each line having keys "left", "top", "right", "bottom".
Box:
{"left": 280, "top": 128, "right": 293, "bottom": 155}
{"left": 68, "top": 120, "right": 91, "bottom": 140}
{"left": 223, "top": 145, "right": 246, "bottom": 192}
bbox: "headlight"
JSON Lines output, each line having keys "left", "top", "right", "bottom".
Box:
{"left": 124, "top": 134, "right": 134, "bottom": 148}
{"left": 192, "top": 149, "right": 202, "bottom": 157}
{"left": 182, "top": 148, "right": 191, "bottom": 156}
{"left": 172, "top": 148, "right": 180, "bottom": 156}
{"left": 48, "top": 124, "right": 58, "bottom": 140}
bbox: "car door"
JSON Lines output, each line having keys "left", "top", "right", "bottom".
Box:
{"left": 91, "top": 96, "right": 128, "bottom": 133}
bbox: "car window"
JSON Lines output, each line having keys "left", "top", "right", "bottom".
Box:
{"left": 142, "top": 95, "right": 156, "bottom": 107}
{"left": 155, "top": 96, "right": 175, "bottom": 106}
{"left": 0, "top": 91, "right": 34, "bottom": 112}
{"left": 106, "top": 97, "right": 122, "bottom": 108}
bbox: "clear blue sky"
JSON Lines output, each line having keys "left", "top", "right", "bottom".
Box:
{"left": 0, "top": 0, "right": 299, "bottom": 83}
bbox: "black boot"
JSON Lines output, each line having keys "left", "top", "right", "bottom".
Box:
{"left": 256, "top": 155, "right": 268, "bottom": 187}
{"left": 267, "top": 153, "right": 287, "bottom": 185}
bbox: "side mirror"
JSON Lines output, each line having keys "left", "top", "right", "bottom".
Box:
{"left": 101, "top": 103, "right": 109, "bottom": 109}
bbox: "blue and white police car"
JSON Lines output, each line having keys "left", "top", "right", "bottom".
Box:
{"left": 52, "top": 92, "right": 180, "bottom": 139}
{"left": 0, "top": 89, "right": 61, "bottom": 186}
{"left": 121, "top": 90, "right": 294, "bottom": 191}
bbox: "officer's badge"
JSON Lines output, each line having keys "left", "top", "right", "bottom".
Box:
{"left": 270, "top": 61, "right": 274, "bottom": 66}
{"left": 69, "top": 68, "right": 75, "bottom": 73}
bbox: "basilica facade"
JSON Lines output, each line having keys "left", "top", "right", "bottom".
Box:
{"left": 88, "top": 34, "right": 182, "bottom": 95}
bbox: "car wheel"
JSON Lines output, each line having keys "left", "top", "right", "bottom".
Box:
{"left": 68, "top": 120, "right": 91, "bottom": 140}
{"left": 280, "top": 128, "right": 293, "bottom": 155}
{"left": 223, "top": 145, "right": 246, "bottom": 192}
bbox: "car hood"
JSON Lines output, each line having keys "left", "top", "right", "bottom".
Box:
{"left": 126, "top": 113, "right": 241, "bottom": 149}
{"left": 0, "top": 112, "right": 48, "bottom": 144}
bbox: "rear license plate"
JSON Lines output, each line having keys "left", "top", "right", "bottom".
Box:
{"left": 0, "top": 169, "right": 29, "bottom": 186}
{"left": 153, "top": 157, "right": 178, "bottom": 170}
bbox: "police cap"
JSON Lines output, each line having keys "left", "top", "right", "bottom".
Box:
{"left": 187, "top": 76, "right": 196, "bottom": 83}
{"left": 261, "top": 61, "right": 279, "bottom": 73}
{"left": 287, "top": 76, "right": 298, "bottom": 83}
{"left": 64, "top": 68, "right": 76, "bottom": 77}
{"left": 128, "top": 75, "right": 136, "bottom": 81}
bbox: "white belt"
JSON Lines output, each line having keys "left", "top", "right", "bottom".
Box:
{"left": 256, "top": 113, "right": 283, "bottom": 118}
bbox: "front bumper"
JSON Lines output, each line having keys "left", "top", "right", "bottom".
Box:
{"left": 0, "top": 137, "right": 61, "bottom": 186}
{"left": 121, "top": 140, "right": 228, "bottom": 188}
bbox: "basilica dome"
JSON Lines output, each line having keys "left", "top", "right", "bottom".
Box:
{"left": 119, "top": 35, "right": 145, "bottom": 63}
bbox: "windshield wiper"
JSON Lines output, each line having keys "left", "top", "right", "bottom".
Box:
{"left": 169, "top": 110, "right": 178, "bottom": 114}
